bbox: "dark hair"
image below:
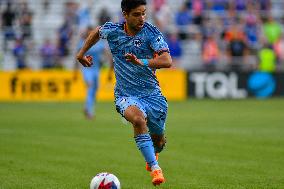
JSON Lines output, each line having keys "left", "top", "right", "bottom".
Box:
{"left": 121, "top": 0, "right": 147, "bottom": 13}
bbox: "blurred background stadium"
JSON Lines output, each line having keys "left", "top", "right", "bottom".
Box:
{"left": 1, "top": 0, "right": 284, "bottom": 100}
{"left": 0, "top": 0, "right": 284, "bottom": 71}
{"left": 1, "top": 0, "right": 284, "bottom": 189}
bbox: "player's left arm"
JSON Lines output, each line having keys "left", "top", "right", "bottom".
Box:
{"left": 125, "top": 51, "right": 172, "bottom": 69}
{"left": 125, "top": 27, "right": 172, "bottom": 68}
{"left": 148, "top": 51, "right": 172, "bottom": 68}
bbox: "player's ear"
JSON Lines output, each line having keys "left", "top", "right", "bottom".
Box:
{"left": 122, "top": 11, "right": 128, "bottom": 18}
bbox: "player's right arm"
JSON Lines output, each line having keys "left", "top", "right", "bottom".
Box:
{"left": 76, "top": 27, "right": 100, "bottom": 67}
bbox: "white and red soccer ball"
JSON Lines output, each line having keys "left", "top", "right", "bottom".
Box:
{"left": 90, "top": 172, "right": 121, "bottom": 189}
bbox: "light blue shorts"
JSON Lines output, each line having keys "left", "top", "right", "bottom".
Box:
{"left": 115, "top": 95, "right": 168, "bottom": 135}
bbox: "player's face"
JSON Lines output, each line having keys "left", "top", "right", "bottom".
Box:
{"left": 124, "top": 5, "right": 146, "bottom": 32}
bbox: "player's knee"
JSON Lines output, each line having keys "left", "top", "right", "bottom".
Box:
{"left": 132, "top": 115, "right": 146, "bottom": 128}
{"left": 132, "top": 116, "right": 147, "bottom": 134}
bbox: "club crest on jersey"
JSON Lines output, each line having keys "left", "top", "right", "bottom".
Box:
{"left": 134, "top": 38, "right": 142, "bottom": 47}
{"left": 156, "top": 36, "right": 162, "bottom": 43}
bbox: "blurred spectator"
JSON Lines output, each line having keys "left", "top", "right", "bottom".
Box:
{"left": 223, "top": 21, "right": 246, "bottom": 42}
{"left": 175, "top": 3, "right": 191, "bottom": 26}
{"left": 226, "top": 25, "right": 248, "bottom": 71}
{"left": 175, "top": 3, "right": 191, "bottom": 40}
{"left": 17, "top": 1, "right": 33, "bottom": 40}
{"left": 167, "top": 32, "right": 182, "bottom": 67}
{"left": 151, "top": 0, "right": 165, "bottom": 12}
{"left": 262, "top": 15, "right": 282, "bottom": 45}
{"left": 274, "top": 34, "right": 284, "bottom": 66}
{"left": 153, "top": 3, "right": 171, "bottom": 33}
{"left": 258, "top": 43, "right": 276, "bottom": 73}
{"left": 244, "top": 3, "right": 260, "bottom": 50}
{"left": 77, "top": 2, "right": 92, "bottom": 32}
{"left": 202, "top": 34, "right": 219, "bottom": 71}
{"left": 202, "top": 17, "right": 218, "bottom": 40}
{"left": 259, "top": 0, "right": 271, "bottom": 13}
{"left": 192, "top": 0, "right": 204, "bottom": 25}
{"left": 13, "top": 38, "right": 27, "bottom": 69}
{"left": 234, "top": 0, "right": 246, "bottom": 12}
{"left": 57, "top": 20, "right": 73, "bottom": 57}
{"left": 42, "top": 0, "right": 50, "bottom": 13}
{"left": 185, "top": 0, "right": 191, "bottom": 10}
{"left": 98, "top": 7, "right": 111, "bottom": 25}
{"left": 1, "top": 2, "right": 16, "bottom": 51}
{"left": 184, "top": 31, "right": 202, "bottom": 68}
{"left": 0, "top": 0, "right": 283, "bottom": 72}
{"left": 56, "top": 20, "right": 73, "bottom": 68}
{"left": 210, "top": 0, "right": 228, "bottom": 16}
{"left": 222, "top": 2, "right": 237, "bottom": 28}
{"left": 64, "top": 1, "right": 78, "bottom": 26}
{"left": 245, "top": 23, "right": 260, "bottom": 50}
{"left": 40, "top": 39, "right": 57, "bottom": 69}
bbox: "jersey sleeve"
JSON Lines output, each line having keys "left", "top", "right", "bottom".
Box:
{"left": 99, "top": 22, "right": 117, "bottom": 39}
{"left": 148, "top": 27, "right": 170, "bottom": 54}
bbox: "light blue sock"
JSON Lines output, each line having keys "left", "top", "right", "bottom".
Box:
{"left": 135, "top": 134, "right": 158, "bottom": 167}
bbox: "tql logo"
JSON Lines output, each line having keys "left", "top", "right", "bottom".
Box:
{"left": 189, "top": 72, "right": 247, "bottom": 99}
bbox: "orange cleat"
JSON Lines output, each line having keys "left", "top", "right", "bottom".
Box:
{"left": 146, "top": 153, "right": 159, "bottom": 172}
{"left": 151, "top": 169, "right": 165, "bottom": 186}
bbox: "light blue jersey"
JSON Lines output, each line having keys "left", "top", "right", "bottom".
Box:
{"left": 99, "top": 21, "right": 169, "bottom": 97}
{"left": 99, "top": 21, "right": 169, "bottom": 135}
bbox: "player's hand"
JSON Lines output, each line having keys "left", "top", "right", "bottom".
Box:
{"left": 76, "top": 54, "right": 93, "bottom": 67}
{"left": 125, "top": 53, "right": 143, "bottom": 66}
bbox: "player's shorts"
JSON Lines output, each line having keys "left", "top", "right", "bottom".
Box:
{"left": 115, "top": 95, "right": 168, "bottom": 135}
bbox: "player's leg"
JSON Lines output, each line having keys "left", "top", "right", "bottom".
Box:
{"left": 91, "top": 73, "right": 99, "bottom": 116}
{"left": 124, "top": 106, "right": 164, "bottom": 186}
{"left": 123, "top": 105, "right": 159, "bottom": 169}
{"left": 141, "top": 95, "right": 167, "bottom": 185}
{"left": 142, "top": 95, "right": 168, "bottom": 185}
{"left": 143, "top": 95, "right": 168, "bottom": 154}
{"left": 124, "top": 105, "right": 148, "bottom": 134}
{"left": 83, "top": 69, "right": 97, "bottom": 119}
{"left": 115, "top": 97, "right": 162, "bottom": 180}
{"left": 145, "top": 134, "right": 166, "bottom": 171}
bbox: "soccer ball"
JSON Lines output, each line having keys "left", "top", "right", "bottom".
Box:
{"left": 90, "top": 172, "right": 121, "bottom": 189}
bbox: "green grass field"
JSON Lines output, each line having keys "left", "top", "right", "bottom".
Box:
{"left": 1, "top": 99, "right": 284, "bottom": 189}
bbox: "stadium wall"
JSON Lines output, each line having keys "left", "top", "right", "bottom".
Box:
{"left": 0, "top": 69, "right": 187, "bottom": 101}
{"left": 1, "top": 70, "right": 283, "bottom": 101}
{"left": 188, "top": 71, "right": 284, "bottom": 99}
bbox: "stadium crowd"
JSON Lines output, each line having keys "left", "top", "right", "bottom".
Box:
{"left": 0, "top": 0, "right": 284, "bottom": 72}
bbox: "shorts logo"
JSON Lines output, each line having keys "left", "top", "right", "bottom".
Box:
{"left": 119, "top": 98, "right": 126, "bottom": 105}
{"left": 134, "top": 38, "right": 142, "bottom": 47}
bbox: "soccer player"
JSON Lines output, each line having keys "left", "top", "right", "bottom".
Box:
{"left": 75, "top": 26, "right": 112, "bottom": 119}
{"left": 76, "top": 0, "right": 172, "bottom": 185}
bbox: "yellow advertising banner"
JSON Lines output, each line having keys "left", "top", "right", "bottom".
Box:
{"left": 0, "top": 69, "right": 186, "bottom": 101}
